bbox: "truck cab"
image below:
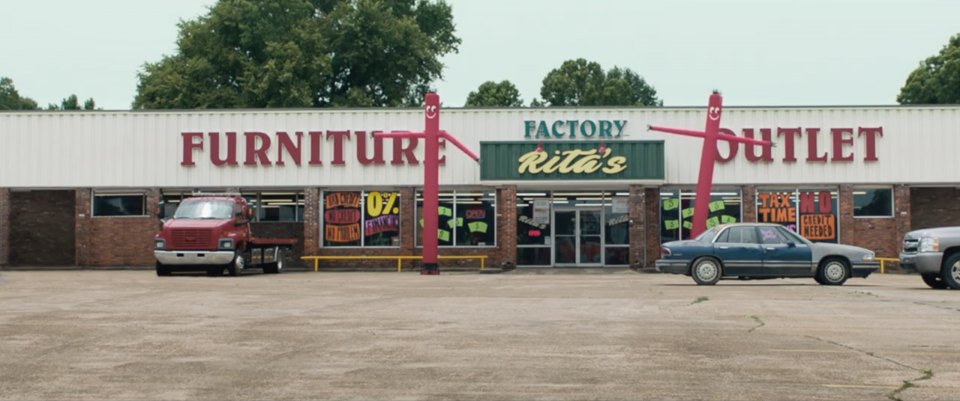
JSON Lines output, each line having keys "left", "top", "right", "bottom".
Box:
{"left": 154, "top": 195, "right": 289, "bottom": 276}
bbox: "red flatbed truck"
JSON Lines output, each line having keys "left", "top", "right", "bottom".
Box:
{"left": 153, "top": 194, "right": 297, "bottom": 276}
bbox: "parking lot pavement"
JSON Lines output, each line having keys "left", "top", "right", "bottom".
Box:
{"left": 0, "top": 270, "right": 958, "bottom": 400}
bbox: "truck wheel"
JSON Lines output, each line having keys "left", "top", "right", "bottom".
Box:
{"left": 817, "top": 258, "right": 850, "bottom": 286}
{"left": 263, "top": 247, "right": 283, "bottom": 274}
{"left": 155, "top": 262, "right": 171, "bottom": 277}
{"left": 227, "top": 254, "right": 245, "bottom": 277}
{"left": 921, "top": 273, "right": 948, "bottom": 289}
{"left": 941, "top": 253, "right": 960, "bottom": 289}
{"left": 691, "top": 257, "right": 722, "bottom": 285}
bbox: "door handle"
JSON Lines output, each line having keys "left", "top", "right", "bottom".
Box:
{"left": 718, "top": 246, "right": 729, "bottom": 250}
{"left": 764, "top": 247, "right": 776, "bottom": 251}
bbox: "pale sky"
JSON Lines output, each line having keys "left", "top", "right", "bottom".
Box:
{"left": 2, "top": 0, "right": 958, "bottom": 110}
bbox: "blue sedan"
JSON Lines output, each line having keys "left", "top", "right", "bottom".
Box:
{"left": 655, "top": 223, "right": 879, "bottom": 285}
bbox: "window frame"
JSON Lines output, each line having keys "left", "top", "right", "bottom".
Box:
{"left": 415, "top": 189, "right": 498, "bottom": 248}
{"left": 852, "top": 187, "right": 895, "bottom": 219}
{"left": 91, "top": 190, "right": 147, "bottom": 218}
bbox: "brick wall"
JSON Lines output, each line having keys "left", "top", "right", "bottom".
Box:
{"left": 10, "top": 190, "right": 76, "bottom": 266}
{"left": 75, "top": 189, "right": 161, "bottom": 267}
{"left": 838, "top": 186, "right": 912, "bottom": 268}
{"left": 628, "top": 186, "right": 661, "bottom": 269}
{"left": 742, "top": 186, "right": 757, "bottom": 223}
{"left": 0, "top": 188, "right": 9, "bottom": 266}
{"left": 911, "top": 187, "right": 960, "bottom": 230}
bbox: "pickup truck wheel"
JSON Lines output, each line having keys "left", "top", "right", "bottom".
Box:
{"left": 691, "top": 257, "right": 722, "bottom": 285}
{"left": 941, "top": 253, "right": 960, "bottom": 289}
{"left": 817, "top": 258, "right": 850, "bottom": 286}
{"left": 227, "top": 254, "right": 245, "bottom": 277}
{"left": 155, "top": 262, "right": 171, "bottom": 277}
{"left": 921, "top": 273, "right": 948, "bottom": 289}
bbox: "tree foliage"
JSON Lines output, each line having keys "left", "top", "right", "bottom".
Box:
{"left": 134, "top": 0, "right": 460, "bottom": 109}
{"left": 898, "top": 34, "right": 960, "bottom": 104}
{"left": 0, "top": 77, "right": 39, "bottom": 110}
{"left": 539, "top": 58, "right": 662, "bottom": 107}
{"left": 464, "top": 80, "right": 523, "bottom": 107}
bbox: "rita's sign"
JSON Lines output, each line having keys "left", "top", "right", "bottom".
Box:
{"left": 479, "top": 141, "right": 665, "bottom": 181}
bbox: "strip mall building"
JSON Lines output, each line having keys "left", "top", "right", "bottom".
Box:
{"left": 1, "top": 105, "right": 958, "bottom": 269}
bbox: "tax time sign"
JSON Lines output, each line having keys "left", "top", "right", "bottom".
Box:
{"left": 479, "top": 141, "right": 664, "bottom": 181}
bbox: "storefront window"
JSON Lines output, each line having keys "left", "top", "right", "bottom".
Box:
{"left": 661, "top": 189, "right": 742, "bottom": 242}
{"left": 416, "top": 190, "right": 495, "bottom": 247}
{"left": 516, "top": 192, "right": 551, "bottom": 266}
{"left": 757, "top": 188, "right": 838, "bottom": 243}
{"left": 93, "top": 191, "right": 146, "bottom": 217}
{"left": 322, "top": 190, "right": 401, "bottom": 247}
{"left": 603, "top": 192, "right": 630, "bottom": 265}
{"left": 854, "top": 188, "right": 893, "bottom": 217}
{"left": 161, "top": 190, "right": 305, "bottom": 222}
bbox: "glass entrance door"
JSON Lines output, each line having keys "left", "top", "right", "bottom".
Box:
{"left": 553, "top": 208, "right": 603, "bottom": 266}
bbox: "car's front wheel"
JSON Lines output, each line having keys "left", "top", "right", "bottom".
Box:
{"left": 817, "top": 258, "right": 849, "bottom": 286}
{"left": 691, "top": 257, "right": 722, "bottom": 285}
{"left": 921, "top": 273, "right": 948, "bottom": 289}
{"left": 941, "top": 253, "right": 960, "bottom": 290}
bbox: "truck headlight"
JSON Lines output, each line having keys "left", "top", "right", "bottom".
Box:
{"left": 155, "top": 239, "right": 165, "bottom": 250}
{"left": 218, "top": 238, "right": 234, "bottom": 250}
{"left": 919, "top": 237, "right": 939, "bottom": 253}
{"left": 862, "top": 252, "right": 875, "bottom": 262}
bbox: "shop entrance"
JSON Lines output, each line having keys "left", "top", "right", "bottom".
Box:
{"left": 10, "top": 190, "right": 76, "bottom": 266}
{"left": 553, "top": 208, "right": 603, "bottom": 266}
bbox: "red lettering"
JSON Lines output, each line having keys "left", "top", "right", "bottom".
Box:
{"left": 830, "top": 128, "right": 854, "bottom": 162}
{"left": 244, "top": 131, "right": 272, "bottom": 166}
{"left": 777, "top": 127, "right": 802, "bottom": 162}
{"left": 355, "top": 131, "right": 385, "bottom": 165}
{"left": 805, "top": 128, "right": 827, "bottom": 163}
{"left": 392, "top": 137, "right": 419, "bottom": 165}
{"left": 326, "top": 130, "right": 350, "bottom": 166}
{"left": 208, "top": 132, "right": 238, "bottom": 166}
{"left": 744, "top": 128, "right": 773, "bottom": 162}
{"left": 799, "top": 192, "right": 815, "bottom": 214}
{"left": 859, "top": 127, "right": 883, "bottom": 162}
{"left": 276, "top": 131, "right": 302, "bottom": 166}
{"left": 181, "top": 132, "right": 204, "bottom": 166}
{"left": 308, "top": 131, "right": 323, "bottom": 165}
{"left": 716, "top": 128, "right": 738, "bottom": 163}
{"left": 818, "top": 191, "right": 832, "bottom": 213}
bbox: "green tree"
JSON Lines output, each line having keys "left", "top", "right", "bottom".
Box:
{"left": 464, "top": 80, "right": 523, "bottom": 107}
{"left": 44, "top": 94, "right": 96, "bottom": 110}
{"left": 898, "top": 34, "right": 960, "bottom": 104}
{"left": 539, "top": 58, "right": 662, "bottom": 106}
{"left": 134, "top": 0, "right": 460, "bottom": 109}
{"left": 0, "top": 77, "right": 39, "bottom": 110}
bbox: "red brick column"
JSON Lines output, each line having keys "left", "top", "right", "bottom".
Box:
{"left": 628, "top": 187, "right": 663, "bottom": 269}
{"left": 628, "top": 185, "right": 644, "bottom": 267}
{"left": 303, "top": 188, "right": 321, "bottom": 256}
{"left": 399, "top": 187, "right": 416, "bottom": 270}
{"left": 742, "top": 186, "right": 757, "bottom": 223}
{"left": 894, "top": 184, "right": 911, "bottom": 249}
{"left": 495, "top": 186, "right": 518, "bottom": 267}
{"left": 75, "top": 189, "right": 92, "bottom": 266}
{"left": 0, "top": 188, "right": 10, "bottom": 266}
{"left": 839, "top": 185, "right": 855, "bottom": 244}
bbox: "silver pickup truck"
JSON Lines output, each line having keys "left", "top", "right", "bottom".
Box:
{"left": 899, "top": 227, "right": 960, "bottom": 289}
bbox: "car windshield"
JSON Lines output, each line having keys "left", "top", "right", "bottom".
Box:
{"left": 173, "top": 200, "right": 234, "bottom": 220}
{"left": 694, "top": 227, "right": 720, "bottom": 242}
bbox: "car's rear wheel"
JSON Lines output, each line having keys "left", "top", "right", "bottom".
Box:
{"left": 921, "top": 273, "right": 948, "bottom": 289}
{"left": 941, "top": 253, "right": 960, "bottom": 290}
{"left": 691, "top": 257, "right": 722, "bottom": 285}
{"left": 817, "top": 258, "right": 849, "bottom": 286}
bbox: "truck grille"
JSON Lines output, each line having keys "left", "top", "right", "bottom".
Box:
{"left": 170, "top": 229, "right": 213, "bottom": 250}
{"left": 902, "top": 238, "right": 919, "bottom": 253}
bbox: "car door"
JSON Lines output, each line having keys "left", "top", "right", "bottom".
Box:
{"left": 758, "top": 226, "right": 813, "bottom": 276}
{"left": 713, "top": 226, "right": 764, "bottom": 276}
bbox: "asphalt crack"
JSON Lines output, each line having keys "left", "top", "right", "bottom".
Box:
{"left": 806, "top": 335, "right": 933, "bottom": 401}
{"left": 747, "top": 315, "right": 764, "bottom": 333}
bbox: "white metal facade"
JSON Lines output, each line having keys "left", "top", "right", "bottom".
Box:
{"left": 1, "top": 106, "right": 958, "bottom": 188}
